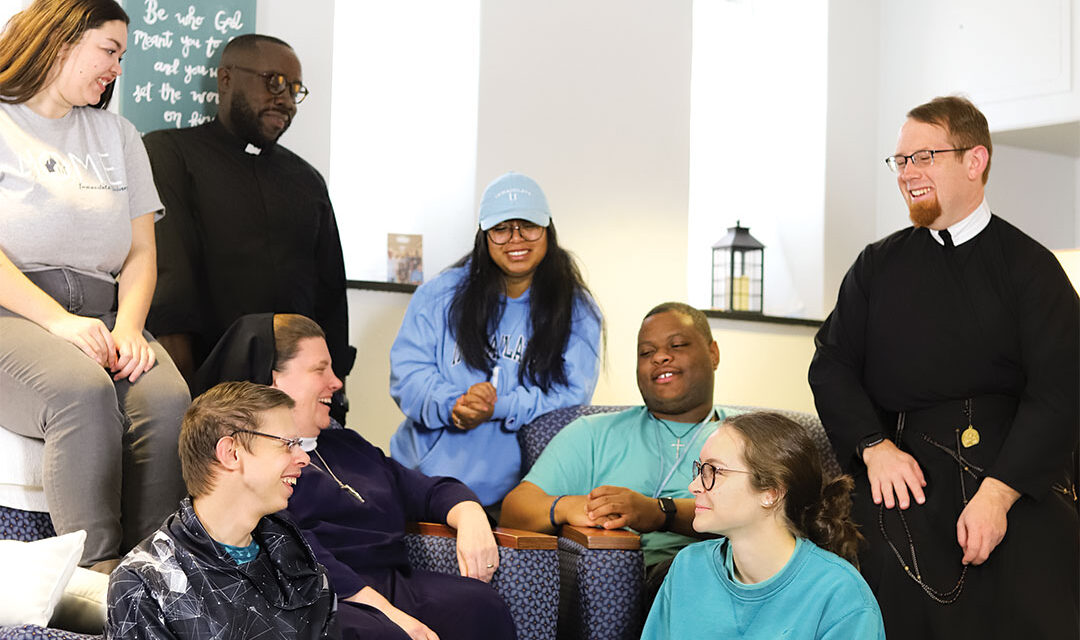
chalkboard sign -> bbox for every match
[118,0,256,134]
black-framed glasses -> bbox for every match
[692,460,751,491]
[486,221,545,245]
[227,65,309,104]
[228,429,317,452]
[884,148,972,173]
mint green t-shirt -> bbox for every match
[523,405,739,565]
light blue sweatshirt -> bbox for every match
[643,537,885,640]
[389,265,602,504]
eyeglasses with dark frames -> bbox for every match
[486,221,546,245]
[227,65,310,104]
[884,147,972,173]
[692,459,751,491]
[228,429,317,452]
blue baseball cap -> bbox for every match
[477,172,551,231]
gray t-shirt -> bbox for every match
[0,102,163,283]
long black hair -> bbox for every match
[448,221,601,392]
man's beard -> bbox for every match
[229,94,289,149]
[908,196,942,228]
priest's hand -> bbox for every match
[863,439,926,509]
[447,500,499,582]
[956,477,1019,565]
[585,486,664,532]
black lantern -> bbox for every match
[711,221,764,313]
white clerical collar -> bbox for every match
[929,199,991,247]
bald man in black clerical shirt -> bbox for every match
[810,95,1078,640]
[144,34,354,417]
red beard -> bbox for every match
[908,196,942,228]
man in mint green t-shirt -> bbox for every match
[502,302,737,597]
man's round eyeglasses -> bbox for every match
[228,65,309,104]
[692,460,751,491]
[486,222,545,245]
[228,429,317,452]
[884,148,972,173]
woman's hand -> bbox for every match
[46,313,117,368]
[451,382,496,430]
[345,587,439,640]
[382,607,440,640]
[447,501,499,582]
[110,324,156,382]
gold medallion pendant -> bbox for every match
[960,425,980,448]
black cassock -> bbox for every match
[810,215,1078,640]
[143,119,354,380]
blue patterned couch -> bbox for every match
[405,522,559,640]
[518,404,840,640]
[1,505,559,640]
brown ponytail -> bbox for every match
[725,412,863,566]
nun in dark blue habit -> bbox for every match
[195,313,517,640]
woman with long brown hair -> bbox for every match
[0,0,189,572]
[642,412,885,639]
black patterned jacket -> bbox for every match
[106,498,338,639]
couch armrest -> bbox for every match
[406,522,557,549]
[560,525,641,550]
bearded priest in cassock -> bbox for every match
[809,95,1078,640]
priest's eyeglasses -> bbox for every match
[228,429,318,452]
[884,148,972,173]
[228,65,310,104]
[692,460,751,491]
[486,222,546,245]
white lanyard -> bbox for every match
[652,409,716,499]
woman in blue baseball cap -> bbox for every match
[389,172,603,511]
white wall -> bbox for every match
[255,1,335,178]
[475,0,693,407]
[822,0,881,309]
[343,289,411,450]
[986,144,1077,249]
[687,0,829,320]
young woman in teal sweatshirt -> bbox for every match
[643,412,886,640]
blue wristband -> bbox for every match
[549,495,567,529]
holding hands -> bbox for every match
[45,308,155,379]
[46,312,116,368]
[585,486,665,532]
[548,487,664,531]
[110,323,156,382]
[47,312,155,382]
[452,382,496,430]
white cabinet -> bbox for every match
[880,0,1079,131]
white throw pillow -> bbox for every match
[0,530,85,626]
[49,566,109,634]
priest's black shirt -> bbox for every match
[143,119,353,378]
[811,216,1079,638]
[810,214,1078,499]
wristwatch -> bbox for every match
[657,497,677,531]
[856,434,887,461]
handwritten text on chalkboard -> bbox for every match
[119,0,256,134]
